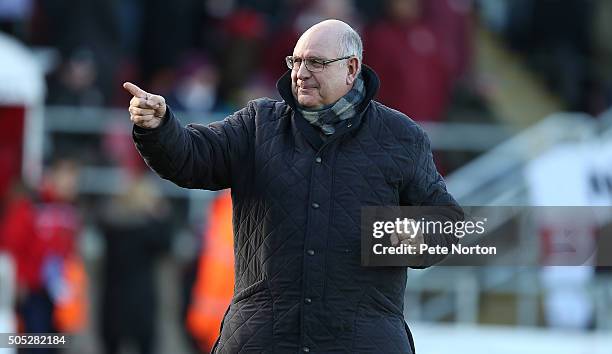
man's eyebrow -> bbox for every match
[304,56,325,61]
[293,52,326,59]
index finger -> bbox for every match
[123,82,148,99]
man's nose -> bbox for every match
[296,61,311,80]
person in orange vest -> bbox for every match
[186,191,235,353]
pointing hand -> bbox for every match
[123,82,167,129]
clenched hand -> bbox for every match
[123,82,167,129]
[389,218,424,248]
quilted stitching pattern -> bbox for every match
[133,66,460,353]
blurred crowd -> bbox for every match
[1,0,477,122]
[480,0,612,115]
[2,0,612,353]
[1,0,610,117]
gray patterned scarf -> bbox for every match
[298,75,365,135]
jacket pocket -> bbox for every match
[232,278,268,303]
[366,286,404,316]
[215,279,274,353]
[351,287,413,353]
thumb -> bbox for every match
[147,94,165,109]
[123,82,148,99]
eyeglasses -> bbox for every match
[285,55,353,73]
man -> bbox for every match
[125,19,460,353]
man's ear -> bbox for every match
[346,57,359,85]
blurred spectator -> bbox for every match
[97,176,172,354]
[186,191,234,353]
[363,0,462,121]
[34,0,121,104]
[0,159,86,354]
[165,53,223,114]
[36,158,88,342]
[424,0,474,83]
[46,48,104,106]
[215,7,268,109]
[37,158,88,336]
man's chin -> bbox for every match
[297,96,323,110]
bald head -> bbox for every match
[302,19,352,38]
[297,19,363,65]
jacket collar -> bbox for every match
[276,65,380,150]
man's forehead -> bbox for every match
[293,30,340,58]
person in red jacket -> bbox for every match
[1,159,86,354]
[0,179,62,354]
[36,159,88,335]
[363,0,457,122]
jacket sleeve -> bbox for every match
[399,126,464,268]
[132,105,253,190]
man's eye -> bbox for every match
[309,59,324,67]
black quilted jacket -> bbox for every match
[133,66,460,353]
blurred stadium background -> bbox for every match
[1,0,612,353]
